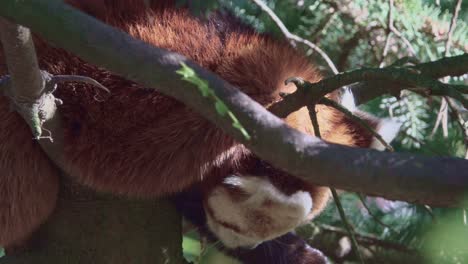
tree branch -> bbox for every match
[350,54,468,105]
[1,0,468,207]
[271,63,468,117]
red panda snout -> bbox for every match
[204,175,313,249]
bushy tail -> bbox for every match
[0,98,59,247]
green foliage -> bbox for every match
[0,247,4,258]
[183,230,239,264]
[176,63,251,140]
[423,207,468,264]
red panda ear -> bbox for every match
[339,89,401,150]
[354,110,401,150]
[370,117,401,150]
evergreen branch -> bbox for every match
[3,0,468,207]
[400,130,443,155]
[251,0,339,74]
[270,62,468,117]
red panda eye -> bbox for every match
[223,184,250,202]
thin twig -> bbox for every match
[445,97,468,154]
[380,0,417,67]
[445,0,463,57]
[379,0,395,67]
[53,75,110,93]
[431,98,449,138]
[390,27,417,57]
[445,97,467,133]
[433,0,464,138]
[308,104,322,138]
[316,224,419,254]
[309,11,337,43]
[357,194,398,233]
[330,189,365,263]
[251,0,339,74]
[307,102,364,264]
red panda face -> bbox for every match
[201,88,401,249]
[205,175,313,248]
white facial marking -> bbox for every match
[205,175,312,248]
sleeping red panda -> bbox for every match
[0,0,400,263]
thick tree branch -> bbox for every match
[1,0,468,207]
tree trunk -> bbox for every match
[1,178,185,264]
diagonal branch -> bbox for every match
[1,0,468,207]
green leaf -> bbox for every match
[176,63,251,140]
[182,235,200,263]
[175,62,195,78]
[214,101,228,116]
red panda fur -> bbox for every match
[1,0,380,247]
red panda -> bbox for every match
[0,0,400,262]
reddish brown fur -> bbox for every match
[0,96,59,247]
[0,0,381,246]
